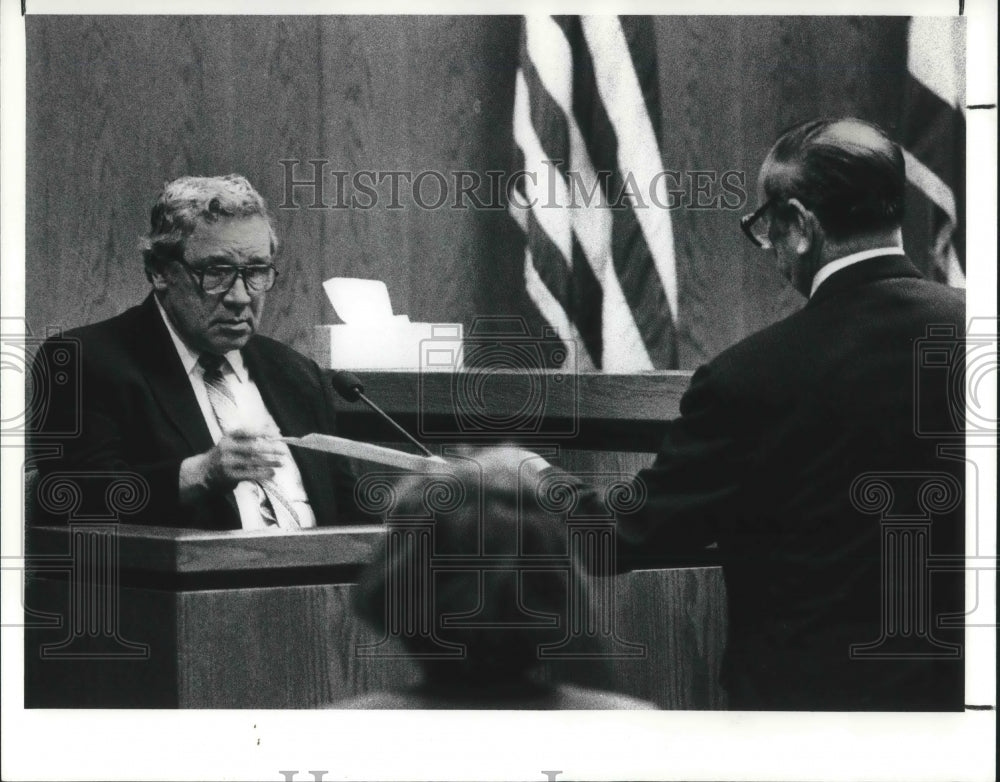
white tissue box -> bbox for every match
[315,277,464,370]
[313,322,463,371]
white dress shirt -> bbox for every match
[155,297,316,529]
[810,246,906,298]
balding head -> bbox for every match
[761,118,906,241]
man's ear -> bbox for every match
[146,260,170,291]
[785,198,820,255]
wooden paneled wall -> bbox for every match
[25,15,910,366]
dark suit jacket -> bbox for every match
[30,294,358,530]
[615,255,965,710]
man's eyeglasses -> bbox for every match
[740,199,775,250]
[175,258,278,295]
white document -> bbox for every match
[280,433,447,471]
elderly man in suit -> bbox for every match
[31,174,356,530]
[532,118,965,710]
[630,117,966,710]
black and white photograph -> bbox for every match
[1,0,995,780]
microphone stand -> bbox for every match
[354,391,435,459]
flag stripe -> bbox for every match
[523,16,652,370]
[900,16,965,286]
[570,234,605,367]
[583,15,680,330]
[512,201,598,370]
[557,16,677,367]
[513,14,678,370]
[524,252,596,371]
[944,244,964,288]
[527,207,604,365]
[902,149,956,223]
[513,70,572,260]
[515,63,608,362]
[511,138,601,368]
[520,36,571,181]
[900,77,965,195]
[618,16,664,153]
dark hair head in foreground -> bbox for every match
[353,448,589,687]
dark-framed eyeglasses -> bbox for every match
[740,199,775,250]
[175,258,278,294]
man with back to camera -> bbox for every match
[31,174,357,530]
[527,117,966,710]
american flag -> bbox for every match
[899,16,966,288]
[510,16,679,371]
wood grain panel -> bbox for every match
[26,16,909,367]
[332,370,690,451]
[228,17,327,352]
[25,17,327,351]
[167,526,383,574]
[611,567,728,709]
[405,16,486,325]
[405,17,525,328]
[313,17,532,347]
[29,522,384,576]
[334,370,690,420]
[27,510,725,708]
[26,567,726,709]
[176,583,415,707]
[27,17,151,331]
[654,17,748,366]
[173,571,725,708]
[315,17,414,336]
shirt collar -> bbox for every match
[153,295,248,383]
[810,247,906,298]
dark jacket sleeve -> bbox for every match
[28,335,192,526]
[614,363,749,571]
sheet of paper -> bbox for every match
[280,433,447,471]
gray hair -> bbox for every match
[140,174,278,277]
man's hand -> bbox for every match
[179,429,285,501]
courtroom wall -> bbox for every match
[25,15,909,367]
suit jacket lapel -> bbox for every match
[132,294,216,454]
[244,339,338,522]
[244,340,315,436]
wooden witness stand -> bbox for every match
[24,370,727,709]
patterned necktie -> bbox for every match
[198,353,301,530]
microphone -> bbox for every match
[330,370,436,459]
[329,369,366,403]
